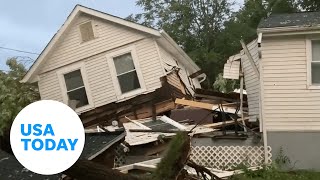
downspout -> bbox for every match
[198,73,207,83]
[258,33,269,164]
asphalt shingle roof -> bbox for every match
[81,131,125,159]
[258,11,320,28]
[0,150,60,180]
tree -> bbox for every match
[297,0,320,11]
[0,58,39,152]
[213,73,239,93]
[129,0,234,88]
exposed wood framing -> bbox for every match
[203,117,249,128]
[175,98,219,110]
[80,69,188,127]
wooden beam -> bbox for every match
[203,117,249,128]
[175,98,219,110]
[240,39,260,79]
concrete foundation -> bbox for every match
[267,131,320,170]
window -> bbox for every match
[113,53,141,93]
[311,40,320,85]
[79,21,94,42]
[63,69,89,108]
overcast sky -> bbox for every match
[0,0,243,71]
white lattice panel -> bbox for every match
[190,146,272,170]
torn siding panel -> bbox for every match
[241,39,260,122]
[158,44,196,94]
[223,61,240,80]
[158,44,178,71]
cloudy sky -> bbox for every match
[0,0,243,71]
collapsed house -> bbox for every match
[224,12,320,170]
[21,5,206,127]
[18,4,320,179]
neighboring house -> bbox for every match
[21,5,205,126]
[224,12,320,169]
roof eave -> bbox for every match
[258,25,320,36]
[159,30,201,73]
[21,5,161,83]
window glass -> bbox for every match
[113,53,135,75]
[64,70,88,108]
[113,52,141,93]
[64,70,84,91]
[117,71,141,93]
[312,63,320,84]
[312,40,320,61]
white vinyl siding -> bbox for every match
[40,14,146,73]
[37,13,164,110]
[241,39,260,122]
[261,36,320,131]
[38,71,63,102]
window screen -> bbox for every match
[79,21,94,42]
[64,70,88,108]
[311,40,320,84]
[113,53,141,93]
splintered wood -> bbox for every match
[175,98,239,114]
[175,98,220,110]
[203,118,249,128]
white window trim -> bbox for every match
[106,45,146,100]
[306,38,320,89]
[78,20,98,44]
[57,62,94,113]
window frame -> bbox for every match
[106,46,146,100]
[78,20,98,44]
[306,38,320,89]
[57,62,94,113]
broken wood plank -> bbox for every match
[129,129,188,133]
[175,98,240,114]
[203,117,249,128]
[175,98,219,110]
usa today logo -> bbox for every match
[10,100,85,175]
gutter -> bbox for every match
[258,25,320,36]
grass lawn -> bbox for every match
[231,169,320,180]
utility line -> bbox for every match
[0,46,40,55]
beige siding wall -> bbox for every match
[38,71,63,102]
[262,36,320,131]
[40,13,147,73]
[38,13,163,109]
[241,39,260,122]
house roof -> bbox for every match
[21,5,201,83]
[0,150,61,179]
[258,11,320,29]
[81,131,125,160]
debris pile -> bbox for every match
[81,87,262,179]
